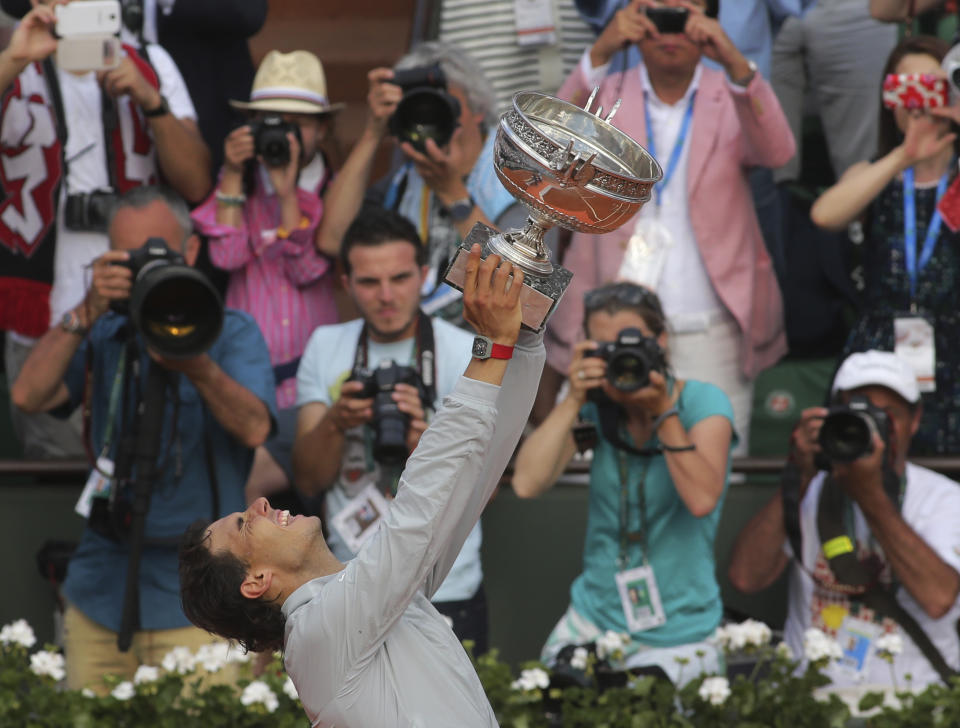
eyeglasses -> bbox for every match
[583,283,664,317]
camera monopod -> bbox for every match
[116,361,173,652]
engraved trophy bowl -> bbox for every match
[444,90,663,331]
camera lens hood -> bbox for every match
[130,263,224,359]
[389,87,462,152]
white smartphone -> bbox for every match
[54,0,122,38]
[56,35,122,72]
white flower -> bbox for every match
[0,619,37,648]
[133,665,159,685]
[81,688,96,699]
[241,680,279,713]
[194,643,228,673]
[282,676,299,701]
[876,633,903,658]
[161,646,196,674]
[29,650,65,681]
[803,628,843,663]
[775,641,794,661]
[698,676,731,706]
[569,646,589,671]
[740,619,772,648]
[713,619,772,652]
[510,667,550,691]
[595,630,628,660]
[111,681,135,701]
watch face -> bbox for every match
[472,337,489,358]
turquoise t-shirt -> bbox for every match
[569,380,736,647]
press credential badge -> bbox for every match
[894,316,935,393]
[615,565,666,633]
[514,0,556,46]
[75,456,115,518]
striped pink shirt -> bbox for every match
[192,182,338,409]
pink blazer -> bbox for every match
[546,63,796,379]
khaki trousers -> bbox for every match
[63,604,244,695]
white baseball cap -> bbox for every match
[831,350,920,404]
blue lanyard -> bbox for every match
[643,90,696,207]
[902,167,948,301]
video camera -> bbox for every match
[817,395,891,464]
[585,327,666,393]
[350,360,425,465]
[249,114,303,167]
[110,238,224,359]
[388,63,462,152]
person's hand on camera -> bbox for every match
[146,350,213,380]
[680,1,752,82]
[567,340,606,406]
[609,369,674,416]
[223,125,256,175]
[899,111,957,167]
[330,380,374,432]
[590,0,658,68]
[390,382,428,453]
[83,250,132,323]
[366,67,402,137]
[265,132,300,198]
[98,55,162,111]
[789,406,828,483]
[462,244,524,347]
[2,4,57,68]
[400,129,471,204]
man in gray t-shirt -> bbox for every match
[179,246,545,727]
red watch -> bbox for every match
[472,335,513,360]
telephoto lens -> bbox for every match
[388,63,462,152]
[113,238,224,359]
[817,396,890,463]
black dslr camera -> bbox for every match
[64,190,116,233]
[817,395,891,464]
[586,327,666,392]
[351,360,425,465]
[248,114,302,167]
[645,6,688,33]
[388,63,462,152]
[110,238,224,359]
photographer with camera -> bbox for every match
[0,2,210,460]
[354,41,537,326]
[728,350,960,688]
[10,186,276,694]
[513,282,736,685]
[289,207,491,652]
[544,0,794,456]
[192,50,393,504]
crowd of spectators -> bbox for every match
[2,0,960,702]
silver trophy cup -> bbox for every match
[444,90,663,330]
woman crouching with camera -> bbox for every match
[513,282,736,685]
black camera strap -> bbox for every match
[41,57,69,179]
[353,310,437,409]
[590,388,695,458]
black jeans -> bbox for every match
[433,584,488,656]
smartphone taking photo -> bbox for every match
[54,0,122,73]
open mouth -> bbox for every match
[276,509,291,527]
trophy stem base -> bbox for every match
[487,216,554,276]
[443,222,572,332]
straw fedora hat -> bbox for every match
[230,50,346,115]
